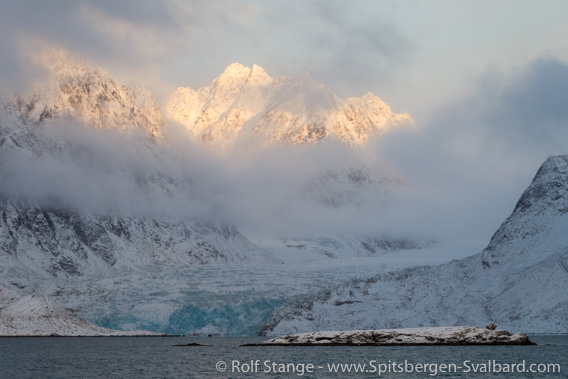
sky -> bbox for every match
[2,0,568,245]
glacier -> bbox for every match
[0,49,436,336]
[5,48,566,338]
[263,155,568,335]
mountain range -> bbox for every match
[9,49,163,140]
[167,63,413,146]
[0,52,420,335]
[1,52,277,283]
[1,51,567,336]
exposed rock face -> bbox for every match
[262,155,568,335]
[259,327,534,345]
[168,63,412,146]
[0,197,277,280]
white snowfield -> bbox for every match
[264,156,568,335]
[0,286,163,336]
[168,63,413,146]
[261,326,534,345]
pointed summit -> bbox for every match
[248,64,272,86]
[218,63,250,82]
[251,64,266,73]
[168,65,412,146]
[298,71,315,84]
[11,47,164,139]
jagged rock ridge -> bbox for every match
[168,63,413,146]
[8,49,163,140]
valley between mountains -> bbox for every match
[1,51,566,336]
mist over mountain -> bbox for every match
[7,49,163,139]
[1,50,421,241]
[0,50,280,283]
[263,155,568,334]
[4,46,566,337]
[0,50,426,334]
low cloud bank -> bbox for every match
[2,56,568,246]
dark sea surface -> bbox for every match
[0,335,566,378]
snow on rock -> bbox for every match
[0,286,163,336]
[8,48,163,140]
[263,155,568,335]
[0,197,279,279]
[260,326,534,345]
[167,63,413,146]
[0,50,279,279]
[0,51,282,334]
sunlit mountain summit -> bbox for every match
[168,63,413,146]
[8,48,163,141]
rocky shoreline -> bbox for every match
[248,326,535,346]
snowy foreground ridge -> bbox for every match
[259,327,534,346]
[0,286,163,336]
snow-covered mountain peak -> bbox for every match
[213,63,273,89]
[8,48,164,140]
[483,154,568,260]
[167,64,413,146]
[222,62,247,76]
[31,47,90,76]
[216,62,252,84]
[248,64,273,86]
[297,71,315,83]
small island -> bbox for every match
[253,326,535,346]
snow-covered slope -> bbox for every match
[9,49,163,140]
[0,197,277,281]
[168,63,412,146]
[0,286,161,336]
[263,155,568,335]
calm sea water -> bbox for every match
[0,335,566,378]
